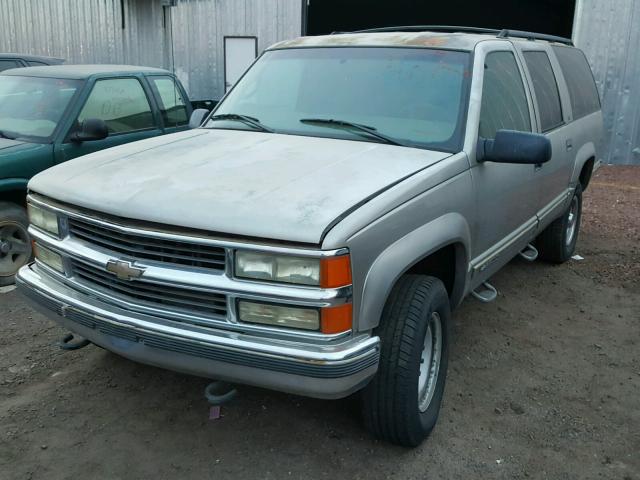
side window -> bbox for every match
[479,51,531,139]
[552,46,600,120]
[77,78,155,134]
[0,60,20,72]
[27,60,47,67]
[149,76,188,126]
[523,51,564,132]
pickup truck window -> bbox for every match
[479,51,531,139]
[523,51,564,132]
[0,75,81,139]
[211,47,471,152]
[150,76,188,127]
[552,46,600,120]
[78,78,155,134]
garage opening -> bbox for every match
[306,0,576,38]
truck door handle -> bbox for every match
[566,139,573,151]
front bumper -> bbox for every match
[16,264,379,399]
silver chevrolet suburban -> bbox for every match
[16,27,602,447]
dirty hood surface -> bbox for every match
[29,129,450,244]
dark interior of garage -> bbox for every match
[306,0,576,38]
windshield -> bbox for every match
[209,47,471,152]
[0,75,82,140]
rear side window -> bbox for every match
[78,78,155,134]
[27,60,47,67]
[0,60,20,72]
[150,76,188,127]
[552,46,600,120]
[479,51,531,139]
[523,51,563,132]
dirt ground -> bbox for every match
[1,166,638,480]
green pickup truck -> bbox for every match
[0,65,195,285]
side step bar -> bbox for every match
[519,243,539,262]
[471,281,498,303]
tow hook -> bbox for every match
[57,333,91,351]
[204,381,237,405]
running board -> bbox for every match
[519,243,539,262]
[471,281,498,303]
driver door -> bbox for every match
[468,45,540,282]
[54,76,163,162]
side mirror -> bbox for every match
[189,108,209,129]
[478,129,552,165]
[70,118,108,143]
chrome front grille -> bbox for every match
[71,260,227,319]
[68,218,226,271]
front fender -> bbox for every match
[358,213,471,331]
[0,178,28,195]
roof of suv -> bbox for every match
[1,64,170,79]
[270,28,573,51]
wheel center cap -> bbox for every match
[0,241,10,254]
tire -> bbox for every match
[536,184,582,264]
[0,202,32,287]
[362,275,451,447]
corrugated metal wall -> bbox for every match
[573,0,640,165]
[0,0,302,101]
[169,0,303,100]
[0,0,165,66]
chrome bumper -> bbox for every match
[16,264,379,399]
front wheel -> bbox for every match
[536,184,583,263]
[0,202,33,287]
[362,275,451,447]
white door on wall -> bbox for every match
[224,37,257,92]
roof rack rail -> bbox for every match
[335,25,573,46]
[496,29,573,45]
[346,25,499,35]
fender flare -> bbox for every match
[357,213,471,331]
[571,142,596,186]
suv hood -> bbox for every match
[29,129,450,244]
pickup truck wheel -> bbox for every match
[0,202,32,286]
[362,275,451,447]
[537,184,582,264]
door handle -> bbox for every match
[566,139,573,151]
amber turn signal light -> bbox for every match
[320,255,351,288]
[321,303,352,334]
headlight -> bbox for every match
[238,300,320,330]
[235,251,351,288]
[33,243,65,273]
[27,203,59,236]
[236,251,320,286]
[237,301,352,333]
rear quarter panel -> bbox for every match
[567,111,603,186]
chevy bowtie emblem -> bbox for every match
[105,259,145,281]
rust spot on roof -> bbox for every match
[269,31,485,51]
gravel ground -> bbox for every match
[1,166,638,480]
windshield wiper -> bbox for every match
[0,130,16,140]
[299,118,407,146]
[208,113,274,133]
